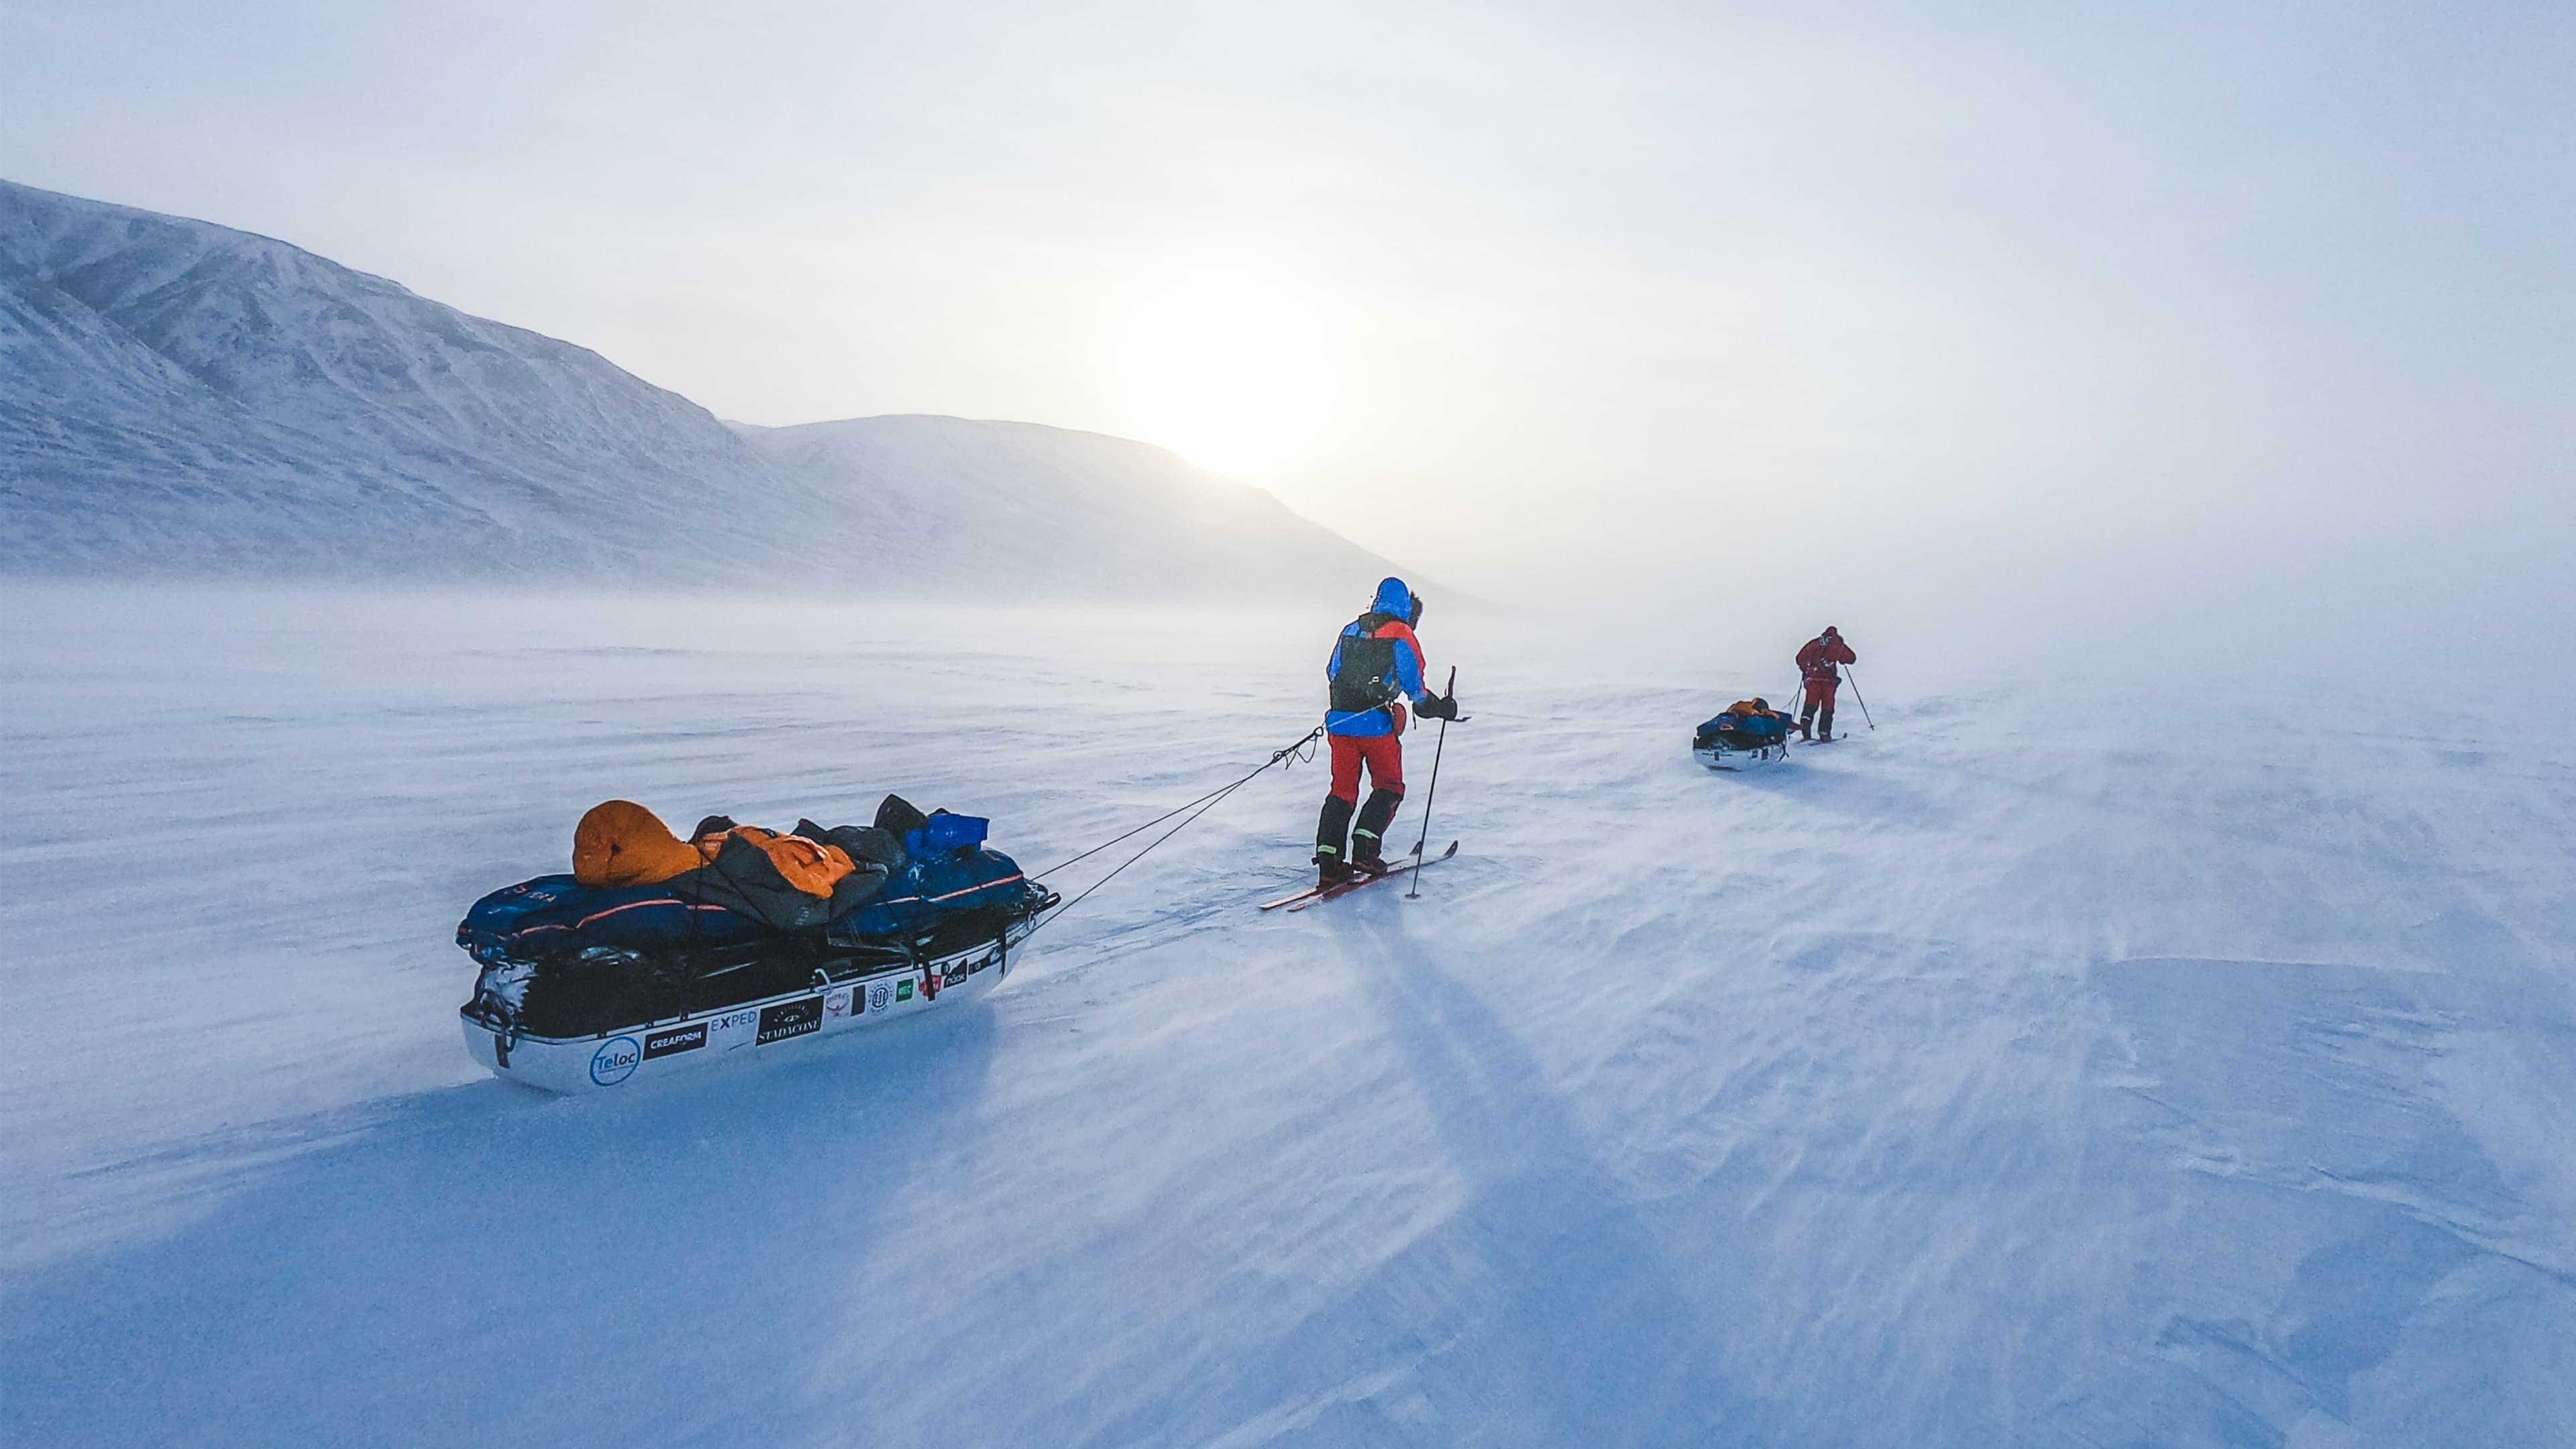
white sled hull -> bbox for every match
[1693,741,1790,771]
[462,943,1011,1094]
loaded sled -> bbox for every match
[457,795,1055,1093]
[1693,704,1794,771]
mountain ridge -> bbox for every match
[0,178,1397,598]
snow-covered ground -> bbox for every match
[5,584,2573,1447]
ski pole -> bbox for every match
[1407,666,1457,900]
[1842,665,1875,730]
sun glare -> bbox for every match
[1128,280,1322,479]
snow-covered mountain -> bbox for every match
[0,178,1393,596]
[733,415,1389,600]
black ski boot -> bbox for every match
[1316,794,1358,888]
[1350,830,1389,876]
[1350,787,1404,875]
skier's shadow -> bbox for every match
[0,1008,1000,1448]
[1258,902,1768,1445]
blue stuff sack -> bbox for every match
[1697,712,1787,747]
[908,810,989,857]
[834,845,1037,943]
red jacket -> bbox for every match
[1796,635,1856,684]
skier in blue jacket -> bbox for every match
[1316,577,1458,887]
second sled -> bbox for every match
[1692,739,1790,771]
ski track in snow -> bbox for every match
[4,587,2575,1447]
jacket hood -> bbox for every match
[1371,577,1413,618]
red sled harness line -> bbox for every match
[869,872,1027,911]
[508,897,736,938]
[502,873,1028,950]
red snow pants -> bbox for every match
[1802,678,1839,712]
[1328,733,1405,803]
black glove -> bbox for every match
[1417,693,1460,721]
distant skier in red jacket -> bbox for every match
[1795,627,1856,741]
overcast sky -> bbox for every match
[6,1,2570,665]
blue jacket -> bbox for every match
[1325,577,1430,737]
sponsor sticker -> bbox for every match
[643,1023,706,1060]
[868,983,891,1012]
[757,997,824,1045]
[896,978,914,1002]
[590,1036,641,1086]
[707,1008,759,1049]
[824,987,852,1019]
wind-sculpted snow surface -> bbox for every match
[4,586,2574,1447]
[0,180,1392,597]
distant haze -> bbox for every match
[5,3,2571,672]
[0,180,1400,601]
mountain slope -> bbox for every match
[0,178,824,576]
[0,178,1395,595]
[735,415,1392,599]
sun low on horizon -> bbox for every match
[1124,277,1329,482]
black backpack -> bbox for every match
[1330,613,1401,713]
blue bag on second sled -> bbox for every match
[1697,711,1788,747]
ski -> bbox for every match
[1259,880,1328,911]
[1259,863,1400,911]
[1283,840,1458,911]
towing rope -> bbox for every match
[1020,723,1325,942]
